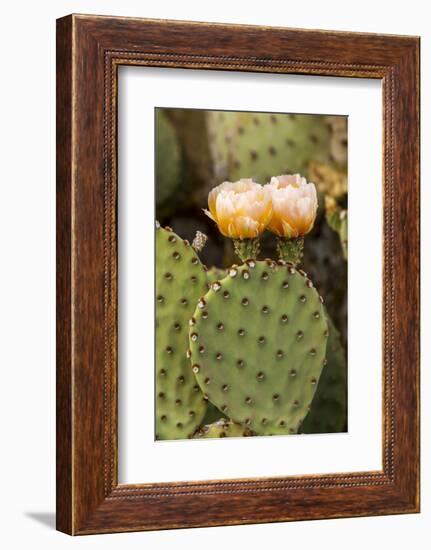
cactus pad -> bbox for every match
[301,315,347,433]
[189,260,328,435]
[308,160,347,200]
[155,110,182,205]
[194,419,254,438]
[206,266,227,285]
[207,111,332,184]
[156,225,208,439]
[326,205,348,260]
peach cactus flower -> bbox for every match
[267,174,318,238]
[204,179,273,239]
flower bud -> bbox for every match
[204,179,272,239]
[267,174,318,238]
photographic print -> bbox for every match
[56,15,420,533]
[155,108,348,441]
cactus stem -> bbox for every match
[276,237,304,265]
[233,238,260,262]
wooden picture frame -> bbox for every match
[56,14,420,535]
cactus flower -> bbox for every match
[267,174,318,238]
[204,179,273,239]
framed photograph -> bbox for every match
[56,14,420,535]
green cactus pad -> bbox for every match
[326,115,348,166]
[155,110,182,205]
[206,266,228,285]
[189,260,328,435]
[156,225,208,440]
[194,419,254,438]
[301,315,347,433]
[326,207,348,260]
[206,111,332,184]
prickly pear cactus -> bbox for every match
[326,203,348,260]
[163,108,217,206]
[325,115,348,166]
[307,160,348,261]
[156,225,208,440]
[194,419,254,438]
[301,316,347,433]
[188,260,328,435]
[308,160,347,200]
[155,110,182,205]
[201,401,228,425]
[206,266,227,285]
[206,111,333,184]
